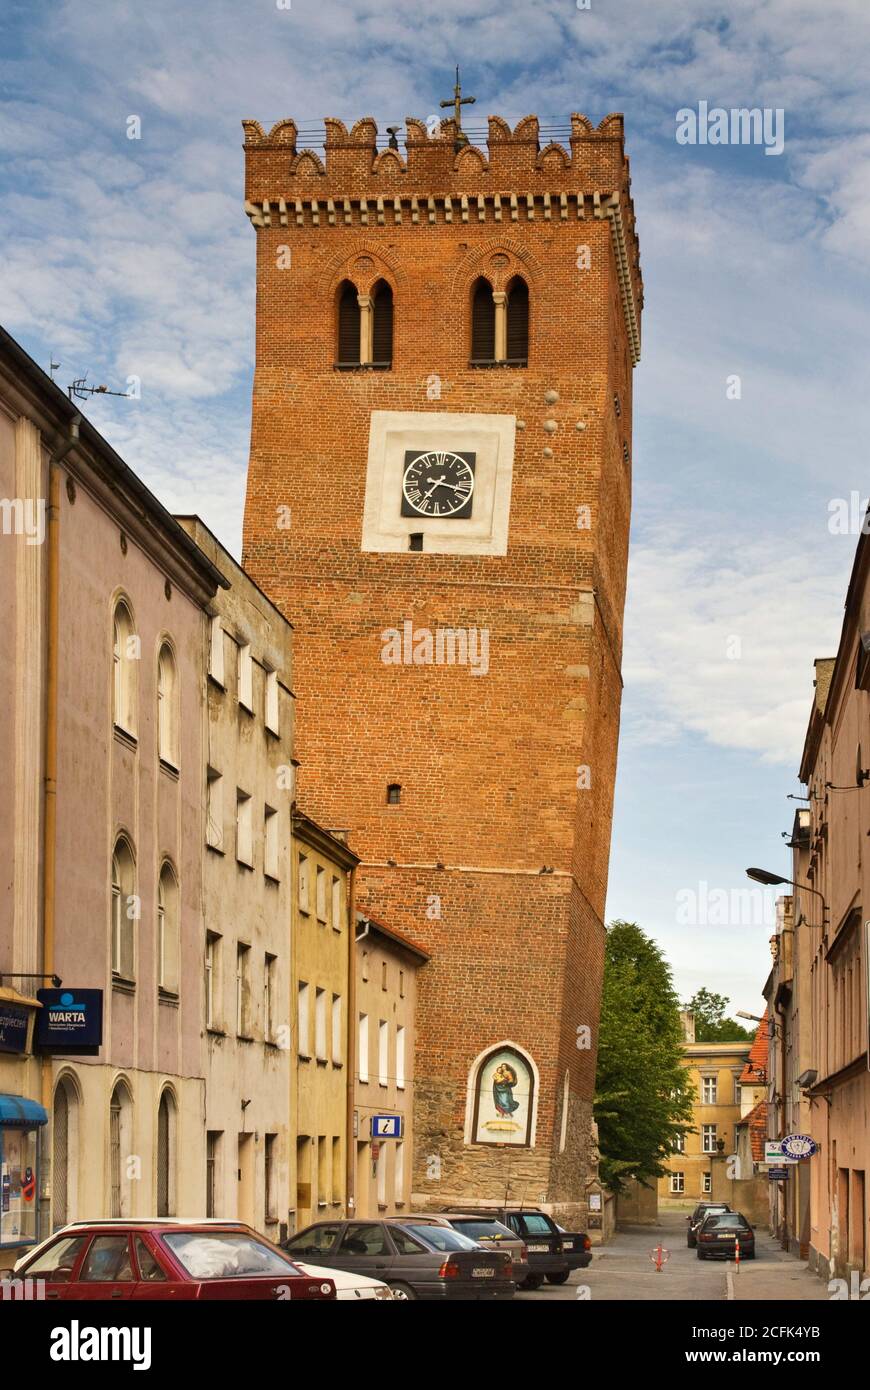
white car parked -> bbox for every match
[293,1260,394,1300]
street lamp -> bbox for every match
[745,868,829,929]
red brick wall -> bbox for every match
[241,112,641,1218]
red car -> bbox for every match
[12,1220,336,1300]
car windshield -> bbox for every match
[451,1220,515,1240]
[162,1232,298,1279]
[522,1214,556,1235]
[704,1215,748,1230]
[398,1224,480,1252]
[694,1206,727,1220]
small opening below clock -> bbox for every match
[408,533,423,552]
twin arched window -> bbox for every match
[337,279,393,368]
[157,860,179,995]
[471,276,529,366]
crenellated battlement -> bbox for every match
[242,111,631,192]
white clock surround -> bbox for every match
[361,409,516,555]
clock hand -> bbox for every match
[422,476,446,500]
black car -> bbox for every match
[282,1218,515,1300]
[686,1202,731,1248]
[444,1206,590,1289]
[696,1211,755,1260]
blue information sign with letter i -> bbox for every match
[371,1114,402,1138]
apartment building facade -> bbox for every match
[353,914,428,1218]
[176,516,295,1240]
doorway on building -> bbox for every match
[296,1135,312,1229]
[237,1133,254,1226]
[850,1169,865,1270]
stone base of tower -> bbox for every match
[411,1086,596,1227]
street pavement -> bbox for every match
[514,1212,831,1301]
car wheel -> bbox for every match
[696,1250,705,1260]
[520,1274,545,1291]
[388,1282,417,1301]
[745,1251,756,1260]
[687,1238,695,1248]
[546,1271,571,1285]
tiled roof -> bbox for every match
[739,1012,769,1083]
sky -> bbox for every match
[2,0,869,1016]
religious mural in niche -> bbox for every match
[471,1046,534,1146]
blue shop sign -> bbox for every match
[0,1005,31,1055]
[35,989,103,1054]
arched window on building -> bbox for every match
[505,276,529,365]
[109,1080,133,1217]
[112,599,137,735]
[337,281,361,366]
[111,836,136,981]
[157,860,179,995]
[371,280,393,367]
[157,1089,177,1217]
[157,641,179,767]
[471,277,495,364]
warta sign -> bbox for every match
[35,990,103,1055]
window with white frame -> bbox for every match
[396,1025,405,1091]
[208,615,225,686]
[157,642,179,766]
[674,1131,684,1153]
[703,1171,712,1194]
[112,600,138,735]
[237,642,253,711]
[358,1014,369,1083]
[157,860,179,994]
[298,855,310,913]
[702,1124,718,1154]
[378,1020,388,1086]
[316,866,327,922]
[264,806,279,880]
[265,669,279,735]
[111,836,136,980]
[236,791,253,867]
[297,982,310,1057]
[205,932,221,1029]
[669,1172,685,1194]
[206,767,223,850]
[315,988,327,1061]
[331,875,341,930]
[332,994,342,1065]
[701,1075,718,1104]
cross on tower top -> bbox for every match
[440,66,475,150]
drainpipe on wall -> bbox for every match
[39,417,80,1238]
[345,864,357,1215]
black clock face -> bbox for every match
[401,450,475,519]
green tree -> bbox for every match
[594,921,695,1192]
[686,987,753,1042]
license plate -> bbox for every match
[717,1234,734,1240]
[472,1266,495,1278]
[528,1244,549,1252]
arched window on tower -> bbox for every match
[336,281,360,366]
[505,276,529,365]
[470,277,496,364]
[371,280,393,368]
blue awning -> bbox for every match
[0,1095,48,1126]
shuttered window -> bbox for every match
[506,278,529,363]
[471,278,495,362]
[337,281,360,364]
[371,281,393,365]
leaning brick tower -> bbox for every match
[241,103,642,1222]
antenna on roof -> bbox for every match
[67,377,131,402]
